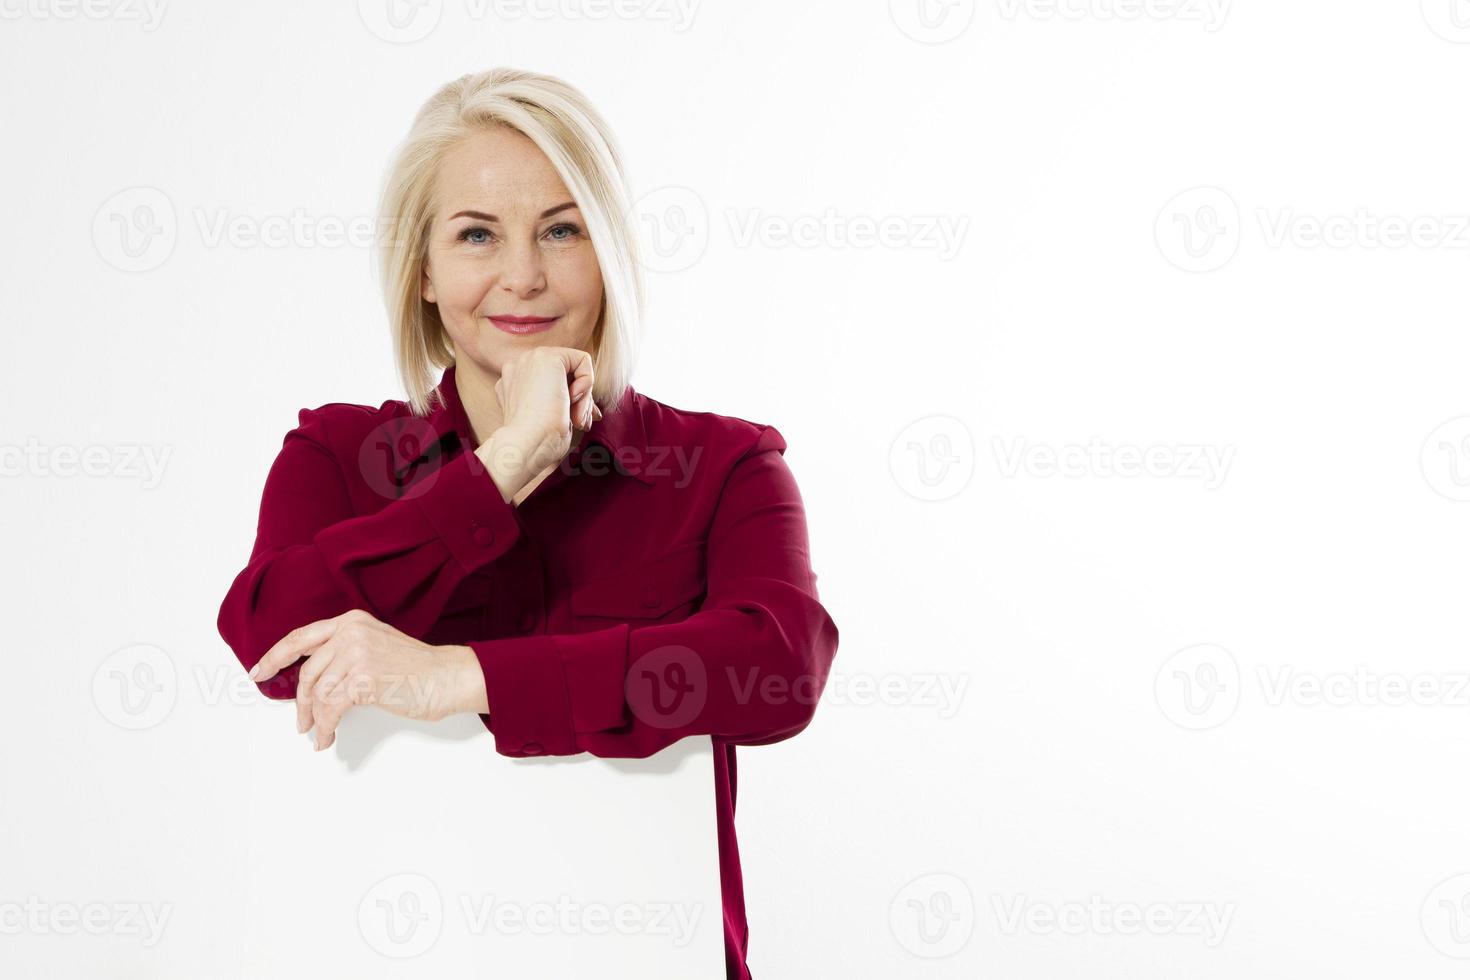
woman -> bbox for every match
[216,67,839,979]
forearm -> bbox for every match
[440,644,491,716]
[477,423,563,504]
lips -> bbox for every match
[488,314,559,335]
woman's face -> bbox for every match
[420,125,604,374]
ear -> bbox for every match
[420,262,436,304]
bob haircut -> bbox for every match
[374,67,646,418]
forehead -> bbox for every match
[434,126,573,216]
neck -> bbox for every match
[451,358,503,451]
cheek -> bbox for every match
[434,256,493,309]
[551,250,604,306]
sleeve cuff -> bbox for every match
[413,450,523,573]
[470,624,629,757]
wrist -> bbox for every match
[439,644,489,717]
[476,425,544,501]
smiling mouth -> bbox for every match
[487,315,560,335]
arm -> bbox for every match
[217,407,528,701]
[458,426,840,759]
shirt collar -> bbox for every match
[425,362,654,486]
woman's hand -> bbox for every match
[498,344,603,439]
[248,609,477,750]
[475,345,603,499]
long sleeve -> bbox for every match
[217,407,525,701]
[468,427,840,759]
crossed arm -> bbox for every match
[221,416,838,757]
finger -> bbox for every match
[310,668,351,751]
[295,635,346,736]
[251,613,352,683]
[559,347,596,398]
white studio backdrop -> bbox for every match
[4,2,1470,978]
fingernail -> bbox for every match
[248,664,260,680]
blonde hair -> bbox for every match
[374,68,646,416]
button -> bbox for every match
[517,609,537,633]
[640,585,661,609]
[522,741,543,755]
[472,526,496,548]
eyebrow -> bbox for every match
[448,202,579,222]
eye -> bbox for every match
[545,222,583,242]
[457,225,493,245]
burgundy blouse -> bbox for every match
[216,363,840,978]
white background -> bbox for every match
[4,0,1470,977]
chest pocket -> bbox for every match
[570,542,708,621]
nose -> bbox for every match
[498,235,546,296]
